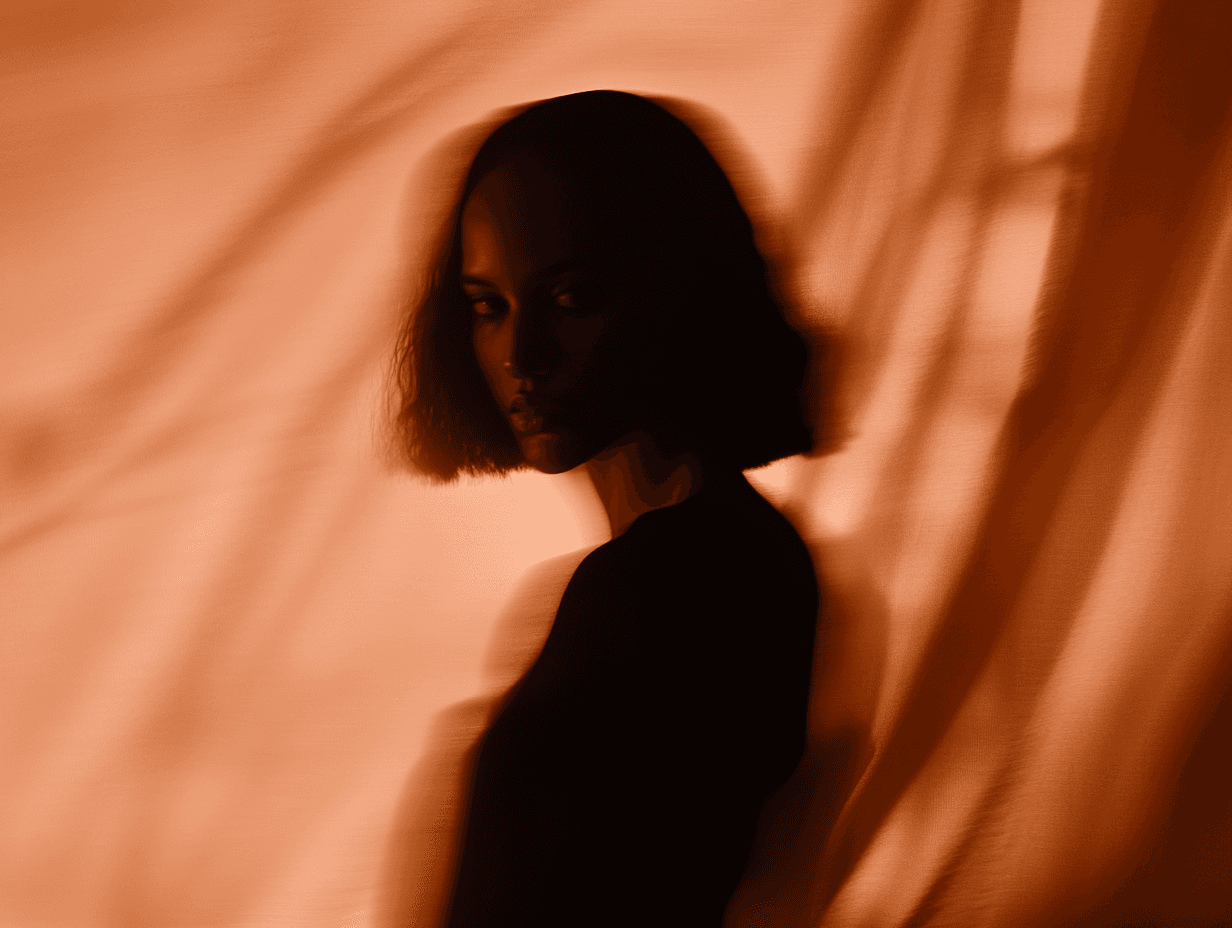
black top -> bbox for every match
[446,473,818,927]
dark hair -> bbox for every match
[391,89,815,481]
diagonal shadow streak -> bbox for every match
[786,0,928,261]
[897,116,1232,928]
[843,0,1024,579]
[731,4,1028,922]
[1,0,592,557]
[808,0,1232,920]
[785,0,1073,516]
[757,0,1028,914]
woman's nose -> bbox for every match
[505,308,554,380]
[503,357,549,385]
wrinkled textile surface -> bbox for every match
[2,1,1229,926]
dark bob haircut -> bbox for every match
[391,89,815,481]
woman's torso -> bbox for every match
[447,474,818,927]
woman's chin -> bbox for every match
[519,432,581,475]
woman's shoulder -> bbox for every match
[567,473,817,614]
[634,474,812,567]
[548,473,817,735]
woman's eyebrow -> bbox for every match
[462,259,583,291]
[529,257,581,282]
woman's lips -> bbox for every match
[509,395,548,434]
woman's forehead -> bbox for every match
[461,158,580,283]
[460,144,669,288]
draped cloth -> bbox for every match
[2,0,1229,925]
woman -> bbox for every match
[392,90,820,927]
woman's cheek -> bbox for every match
[472,322,506,398]
[558,315,607,361]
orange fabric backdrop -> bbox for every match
[2,0,1229,925]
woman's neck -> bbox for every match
[584,432,710,539]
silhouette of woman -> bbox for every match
[391,90,820,927]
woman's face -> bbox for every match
[461,154,640,474]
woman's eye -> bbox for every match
[468,294,505,317]
[553,284,597,313]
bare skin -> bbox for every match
[584,433,704,538]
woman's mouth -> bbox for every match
[509,395,546,434]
